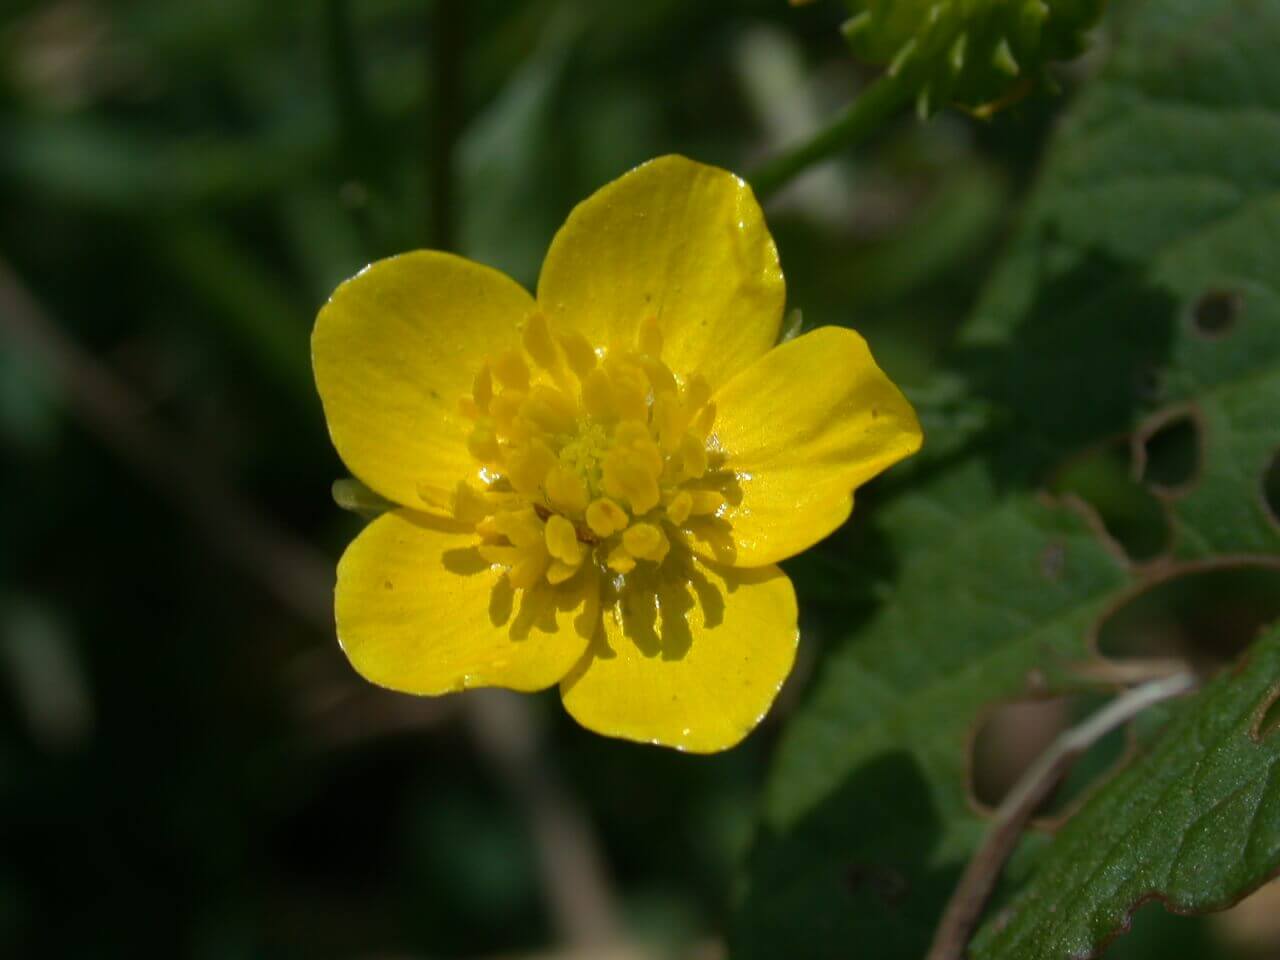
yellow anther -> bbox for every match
[504,417,533,447]
[602,449,660,515]
[653,393,687,452]
[545,514,584,565]
[490,392,525,436]
[691,400,716,438]
[545,465,588,515]
[521,385,576,435]
[452,482,491,524]
[606,543,636,574]
[666,490,693,526]
[473,363,494,411]
[622,522,670,563]
[505,441,556,498]
[494,506,545,548]
[689,490,725,515]
[582,367,616,420]
[608,361,649,423]
[613,419,649,448]
[682,373,711,413]
[586,498,629,538]
[639,314,664,358]
[546,560,580,585]
[509,553,549,590]
[458,321,741,598]
[467,424,502,464]
[613,420,664,477]
[679,433,708,479]
[493,348,530,390]
[638,356,677,395]
[521,311,560,371]
[558,331,597,379]
[478,543,522,566]
[634,436,665,479]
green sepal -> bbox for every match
[332,477,394,520]
[841,0,1106,116]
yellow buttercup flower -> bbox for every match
[312,155,922,752]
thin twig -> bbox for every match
[925,672,1198,960]
[0,256,620,948]
[1071,657,1193,687]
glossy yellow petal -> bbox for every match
[536,155,784,392]
[559,555,798,752]
[313,251,533,509]
[336,510,592,694]
[706,326,922,567]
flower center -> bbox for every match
[447,312,731,593]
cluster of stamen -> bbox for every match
[443,312,728,593]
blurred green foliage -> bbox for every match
[737,1,1280,959]
[1,1,1277,959]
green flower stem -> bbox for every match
[749,72,915,201]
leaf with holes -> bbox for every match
[733,0,1280,957]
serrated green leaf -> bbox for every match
[972,624,1280,959]
[734,0,1280,957]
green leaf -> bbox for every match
[734,476,1133,960]
[734,0,1280,957]
[972,624,1280,959]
